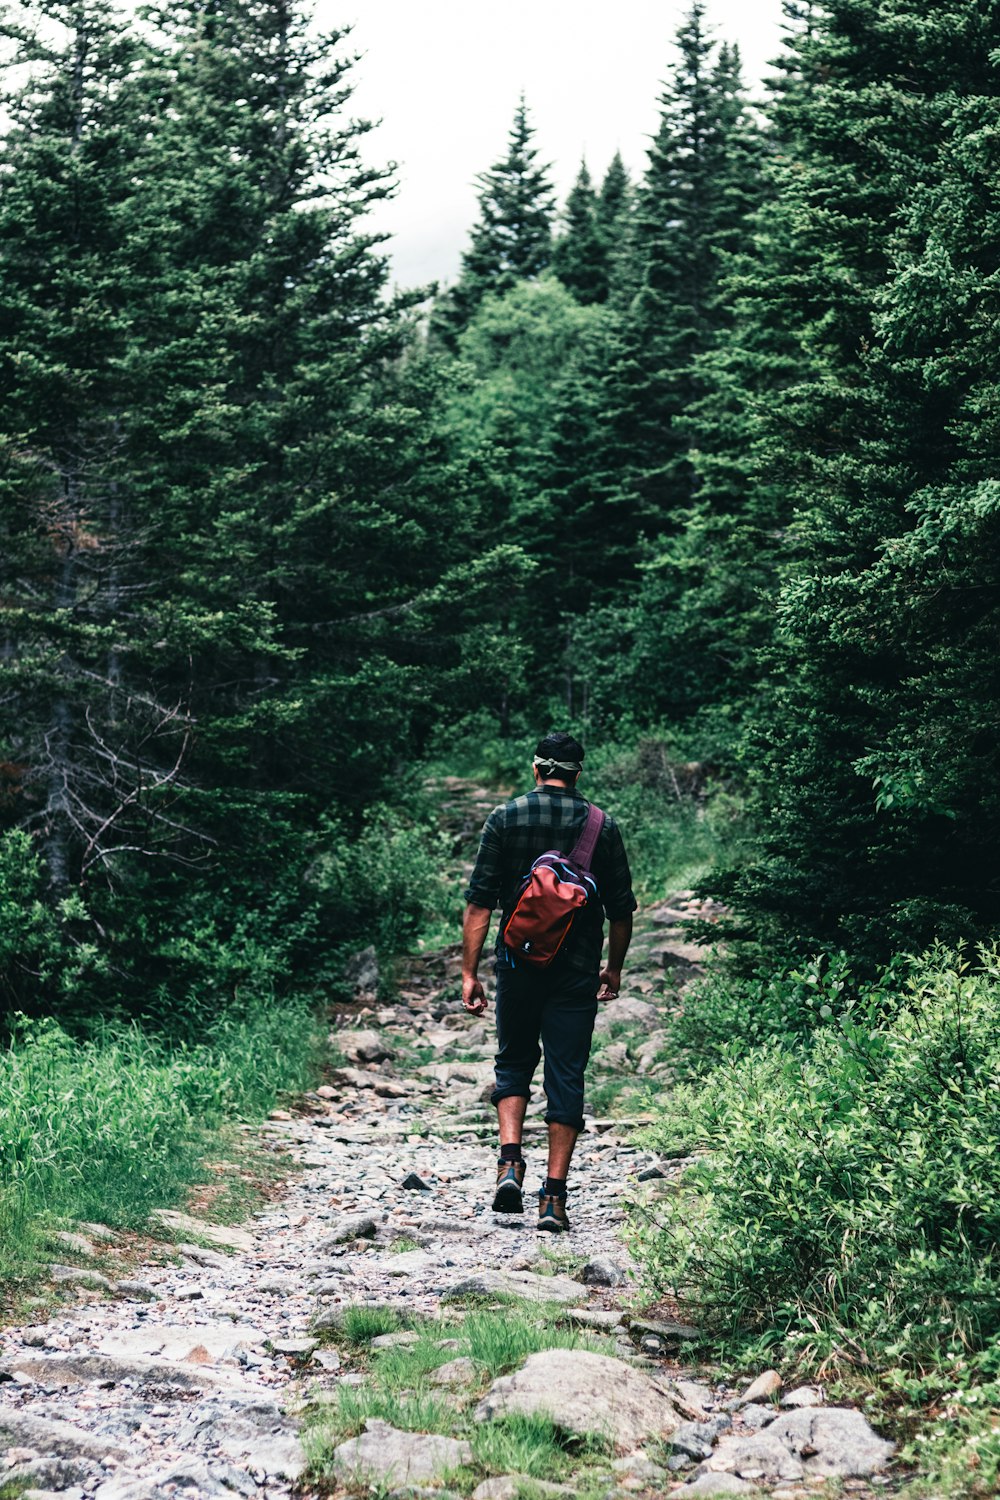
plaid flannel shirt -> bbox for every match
[464,785,637,974]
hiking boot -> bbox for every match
[537,1189,569,1233]
[492,1159,526,1214]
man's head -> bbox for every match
[533,731,585,787]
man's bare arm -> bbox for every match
[598,914,633,1001]
[462,902,492,1014]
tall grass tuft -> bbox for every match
[0,998,321,1284]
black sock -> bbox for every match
[499,1143,523,1163]
[543,1176,567,1198]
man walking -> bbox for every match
[462,731,636,1232]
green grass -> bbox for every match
[336,1306,405,1344]
[0,999,322,1294]
[304,1304,618,1496]
[387,1235,423,1254]
[469,1412,569,1479]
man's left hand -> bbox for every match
[597,968,621,1002]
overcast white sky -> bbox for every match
[321,1,785,290]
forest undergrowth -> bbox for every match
[632,939,1000,1497]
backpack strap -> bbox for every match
[569,803,605,873]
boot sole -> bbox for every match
[537,1216,569,1233]
[491,1183,524,1214]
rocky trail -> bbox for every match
[0,782,900,1500]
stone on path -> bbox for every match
[474,1348,681,1452]
[739,1368,781,1404]
[47,1231,99,1259]
[343,944,379,995]
[150,1210,253,1253]
[766,1407,895,1476]
[683,1473,752,1495]
[316,1211,380,1247]
[428,1356,478,1386]
[443,1269,583,1304]
[781,1384,823,1408]
[331,1418,470,1485]
[563,1307,624,1330]
[628,1315,699,1348]
[338,1027,395,1064]
[580,1255,628,1286]
[594,997,659,1032]
[48,1264,114,1291]
[0,1353,250,1392]
[0,1409,129,1463]
[97,1323,265,1363]
[472,1477,576,1499]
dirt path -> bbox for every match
[0,784,899,1500]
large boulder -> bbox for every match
[474,1349,680,1452]
[707,1407,894,1483]
[331,1418,470,1485]
[767,1407,895,1476]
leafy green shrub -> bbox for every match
[307,803,451,963]
[666,951,859,1075]
[632,946,1000,1362]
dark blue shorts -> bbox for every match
[490,964,599,1132]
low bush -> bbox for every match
[632,946,1000,1365]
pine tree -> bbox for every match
[711,0,1000,964]
[0,0,480,1018]
[605,6,765,530]
[431,97,556,349]
[0,0,175,907]
[552,161,607,304]
[529,4,765,652]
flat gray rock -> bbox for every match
[563,1307,624,1330]
[48,1264,113,1291]
[443,1269,582,1304]
[781,1384,824,1408]
[339,1027,396,1064]
[707,1430,805,1482]
[428,1356,478,1386]
[766,1407,895,1476]
[332,1418,471,1485]
[0,1353,249,1392]
[93,1478,168,1500]
[150,1210,252,1253]
[0,1409,129,1463]
[471,1477,576,1499]
[474,1348,680,1452]
[316,1212,380,1248]
[683,1473,751,1495]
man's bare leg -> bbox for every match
[546,1122,578,1181]
[497,1095,528,1147]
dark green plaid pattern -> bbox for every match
[465,785,637,973]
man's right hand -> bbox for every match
[462,973,488,1015]
[597,968,621,1002]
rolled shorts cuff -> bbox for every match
[490,1084,531,1108]
[544,1111,586,1131]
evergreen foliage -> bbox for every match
[431,97,556,350]
[712,0,1000,962]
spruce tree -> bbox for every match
[711,0,1000,963]
[530,4,764,649]
[431,98,556,348]
[552,161,609,304]
[0,0,169,906]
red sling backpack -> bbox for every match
[501,803,606,968]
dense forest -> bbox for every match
[2,0,1000,1488]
